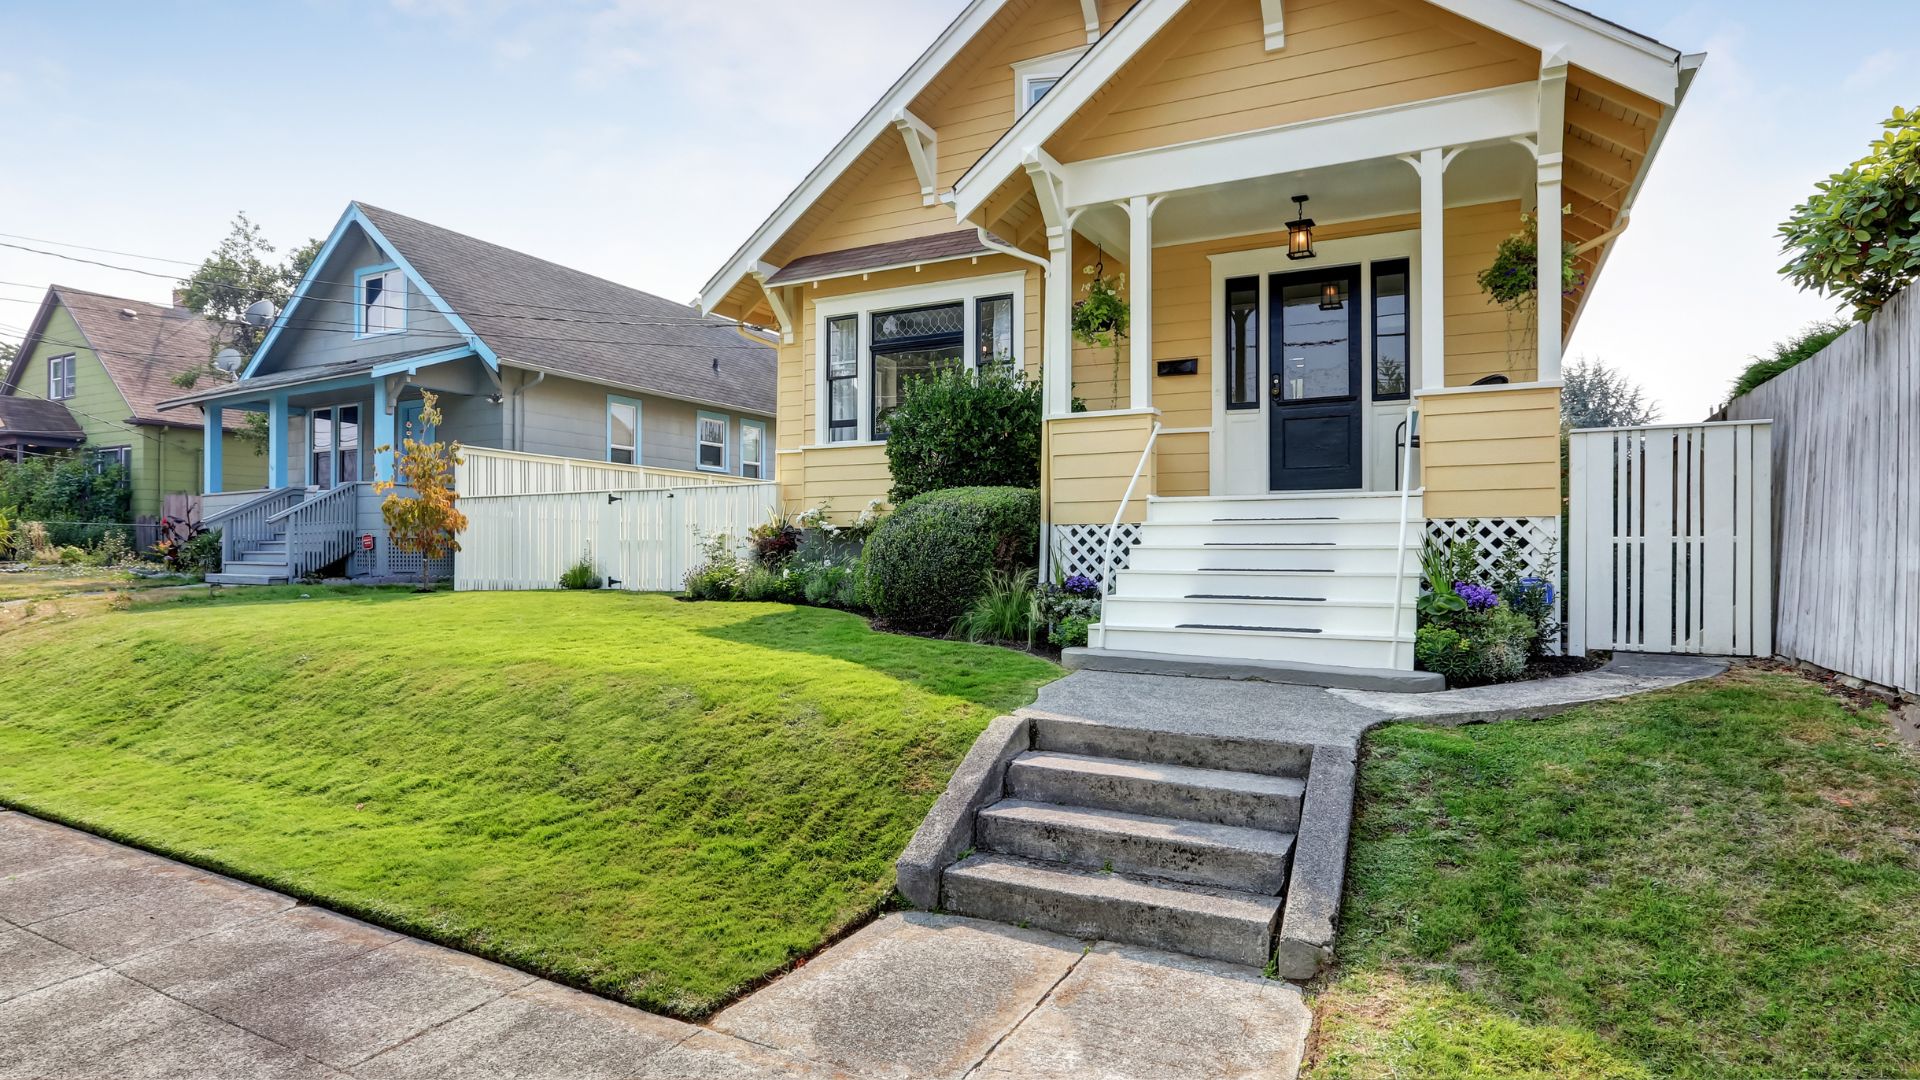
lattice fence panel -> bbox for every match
[1425,517,1560,581]
[1049,523,1143,589]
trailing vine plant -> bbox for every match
[1476,208,1585,371]
[1072,249,1129,407]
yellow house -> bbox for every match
[700,0,1698,673]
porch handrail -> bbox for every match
[1103,420,1162,594]
[271,483,362,580]
[1389,404,1420,654]
[205,487,300,569]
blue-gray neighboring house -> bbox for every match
[160,202,776,584]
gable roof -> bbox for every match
[0,396,85,443]
[251,203,775,417]
[1,286,246,430]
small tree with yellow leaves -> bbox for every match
[373,390,467,589]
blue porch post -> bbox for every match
[373,377,397,483]
[268,394,290,488]
[202,404,223,493]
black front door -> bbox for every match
[1268,266,1363,490]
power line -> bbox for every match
[0,231,202,267]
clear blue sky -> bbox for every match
[2,0,1915,419]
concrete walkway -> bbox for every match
[0,811,1308,1080]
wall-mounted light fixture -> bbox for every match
[1286,195,1316,260]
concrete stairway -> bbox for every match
[938,715,1307,967]
[206,529,291,586]
[1088,491,1421,672]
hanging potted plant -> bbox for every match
[1476,207,1585,371]
[1072,250,1129,407]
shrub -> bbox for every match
[1415,606,1537,686]
[1037,574,1102,649]
[951,570,1036,645]
[682,531,742,601]
[747,514,801,568]
[1727,319,1850,401]
[883,369,1042,504]
[1778,106,1920,320]
[739,565,800,603]
[865,486,1039,633]
[0,454,130,548]
[559,552,602,590]
[182,529,223,575]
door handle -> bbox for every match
[1270,372,1283,404]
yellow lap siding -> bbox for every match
[785,442,893,521]
[1046,412,1156,525]
[1419,384,1561,518]
[1444,201,1533,386]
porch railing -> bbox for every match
[1103,420,1162,594]
[270,483,362,580]
[1389,404,1420,657]
[204,486,299,567]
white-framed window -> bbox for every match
[812,272,1026,445]
[1012,47,1084,117]
[308,404,361,488]
[90,445,130,473]
[697,411,729,472]
[356,265,406,336]
[740,419,767,479]
[607,396,641,465]
[47,354,76,400]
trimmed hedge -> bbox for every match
[884,368,1041,504]
[865,486,1039,633]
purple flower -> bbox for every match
[1062,574,1100,598]
[1453,582,1499,611]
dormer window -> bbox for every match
[357,266,406,336]
[1012,48,1084,117]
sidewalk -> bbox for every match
[0,811,1308,1079]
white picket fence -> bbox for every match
[1567,421,1773,657]
[457,446,762,498]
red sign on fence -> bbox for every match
[361,533,375,551]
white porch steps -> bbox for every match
[1087,491,1421,671]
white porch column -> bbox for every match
[1122,195,1163,410]
[1415,148,1452,392]
[267,395,290,488]
[1536,62,1568,382]
[1044,226,1074,414]
[202,404,223,493]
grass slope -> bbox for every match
[0,569,191,602]
[1309,668,1920,1078]
[0,588,1058,1018]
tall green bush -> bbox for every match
[883,369,1041,504]
[0,453,130,548]
[1778,106,1920,320]
[865,486,1039,633]
[1727,319,1850,401]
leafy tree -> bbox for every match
[374,391,467,589]
[1779,106,1920,320]
[0,339,15,383]
[883,367,1042,503]
[1727,319,1850,401]
[1562,357,1658,429]
[175,212,322,374]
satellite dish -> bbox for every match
[243,299,280,328]
[213,348,244,374]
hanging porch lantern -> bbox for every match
[1319,280,1343,310]
[1286,194,1316,260]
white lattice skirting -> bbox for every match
[1425,517,1561,581]
[1048,523,1143,588]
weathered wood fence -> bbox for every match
[1724,284,1920,693]
[1567,421,1773,657]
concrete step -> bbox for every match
[1101,595,1415,637]
[1124,543,1419,574]
[1146,491,1419,525]
[1027,713,1312,777]
[1092,622,1411,671]
[976,799,1295,893]
[223,558,289,573]
[1005,752,1304,832]
[206,571,287,586]
[941,853,1282,967]
[1108,567,1412,604]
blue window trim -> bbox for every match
[353,262,405,338]
[696,409,730,473]
[606,394,643,464]
[739,418,767,479]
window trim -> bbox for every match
[1012,47,1085,117]
[606,394,642,465]
[811,271,1027,446]
[1369,258,1412,402]
[696,410,730,473]
[306,402,364,489]
[354,263,406,338]
[47,354,76,401]
[825,313,860,444]
[1223,276,1260,411]
[90,445,131,473]
[739,418,767,479]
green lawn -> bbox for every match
[1308,668,1920,1078]
[0,587,1059,1017]
[0,568,192,602]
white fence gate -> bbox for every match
[456,485,780,592]
[1567,421,1773,656]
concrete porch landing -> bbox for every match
[0,812,1308,1080]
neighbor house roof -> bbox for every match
[0,286,247,430]
[345,204,775,416]
[763,229,1001,286]
[0,396,85,444]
